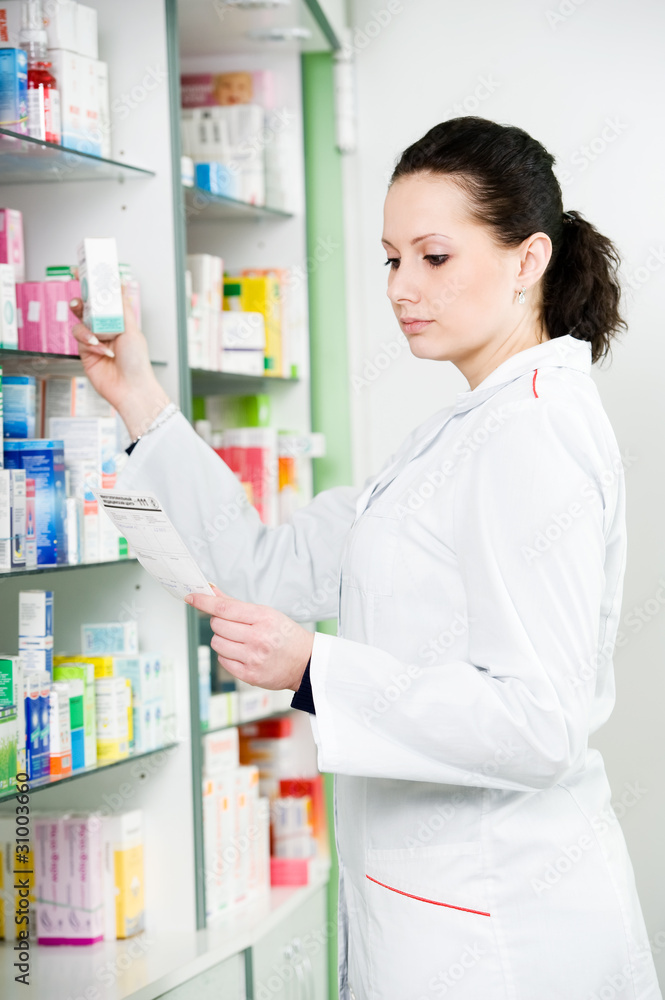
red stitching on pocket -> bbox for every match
[365,874,491,917]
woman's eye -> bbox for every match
[424,254,449,267]
[384,258,400,269]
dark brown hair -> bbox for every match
[391,117,625,363]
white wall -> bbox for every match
[344,0,665,983]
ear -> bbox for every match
[518,232,552,289]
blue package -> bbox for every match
[195,162,237,199]
[25,678,50,781]
[70,726,85,770]
[0,49,28,131]
[3,376,36,438]
[4,439,67,565]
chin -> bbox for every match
[407,337,450,362]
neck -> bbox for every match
[460,315,550,391]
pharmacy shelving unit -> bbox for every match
[173,3,343,999]
[0,1,346,999]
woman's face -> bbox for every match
[382,173,542,374]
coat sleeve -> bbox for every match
[308,397,626,790]
[116,411,361,621]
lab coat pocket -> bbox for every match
[364,844,502,1000]
[342,500,403,598]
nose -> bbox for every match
[387,261,420,306]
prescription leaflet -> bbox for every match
[92,490,214,601]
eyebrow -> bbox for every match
[381,233,451,249]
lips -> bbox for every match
[400,318,432,333]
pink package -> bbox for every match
[64,279,81,355]
[181,70,275,109]
[0,208,25,282]
[59,815,104,945]
[44,281,74,354]
[17,282,48,352]
[270,856,310,886]
[35,816,67,945]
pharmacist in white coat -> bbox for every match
[72,118,661,999]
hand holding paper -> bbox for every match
[186,584,313,693]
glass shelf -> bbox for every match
[0,740,181,802]
[184,185,293,222]
[0,348,167,376]
[0,557,137,580]
[0,128,154,183]
[190,368,299,396]
[201,708,291,737]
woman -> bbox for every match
[72,117,660,999]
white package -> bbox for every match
[47,416,118,501]
[75,3,98,59]
[48,49,83,150]
[77,238,124,337]
[0,1,21,48]
[44,0,78,52]
[0,263,17,348]
[78,53,100,155]
[219,311,265,350]
[202,727,239,777]
[81,621,139,657]
[0,470,10,571]
[96,60,110,158]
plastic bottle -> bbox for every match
[19,0,61,144]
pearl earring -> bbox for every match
[518,287,526,305]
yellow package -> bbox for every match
[0,832,36,942]
[103,811,145,939]
[54,654,114,679]
[239,274,282,376]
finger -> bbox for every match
[216,655,250,683]
[69,297,83,321]
[70,313,116,359]
[121,287,141,335]
[210,617,252,644]
[210,634,246,663]
[187,592,261,625]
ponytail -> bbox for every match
[391,117,626,363]
[542,210,625,364]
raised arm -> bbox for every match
[69,296,360,620]
[117,411,359,620]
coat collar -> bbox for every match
[353,335,592,522]
[453,334,592,414]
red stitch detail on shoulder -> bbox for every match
[532,369,539,398]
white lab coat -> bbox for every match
[118,334,661,999]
